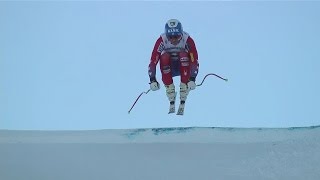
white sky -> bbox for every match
[1,1,320,130]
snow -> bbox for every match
[1,126,320,180]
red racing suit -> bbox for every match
[148,32,199,85]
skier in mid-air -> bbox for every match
[148,19,199,115]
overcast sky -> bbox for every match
[1,1,320,130]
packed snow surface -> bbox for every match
[1,126,320,180]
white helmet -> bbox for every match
[165,19,183,38]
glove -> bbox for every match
[149,78,160,91]
[187,77,196,91]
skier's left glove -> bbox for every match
[187,77,196,91]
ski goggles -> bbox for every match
[167,34,182,41]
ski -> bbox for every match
[176,101,185,115]
[168,101,175,114]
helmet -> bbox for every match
[165,19,183,38]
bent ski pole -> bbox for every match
[128,89,151,114]
[197,73,228,87]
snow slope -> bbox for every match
[1,126,320,180]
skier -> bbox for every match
[148,19,199,115]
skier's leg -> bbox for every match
[178,52,190,101]
[179,82,188,101]
[176,82,188,115]
[160,53,174,85]
[179,52,190,84]
[160,53,175,102]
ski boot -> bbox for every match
[177,82,189,115]
[165,83,176,114]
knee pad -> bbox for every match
[161,65,171,74]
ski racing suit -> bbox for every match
[148,31,199,86]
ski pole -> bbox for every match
[128,73,227,113]
[197,73,228,87]
[128,89,151,114]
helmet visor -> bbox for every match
[167,34,182,41]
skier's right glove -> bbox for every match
[149,77,160,91]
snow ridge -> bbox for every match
[1,125,319,143]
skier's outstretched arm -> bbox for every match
[148,36,163,91]
[186,36,199,90]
